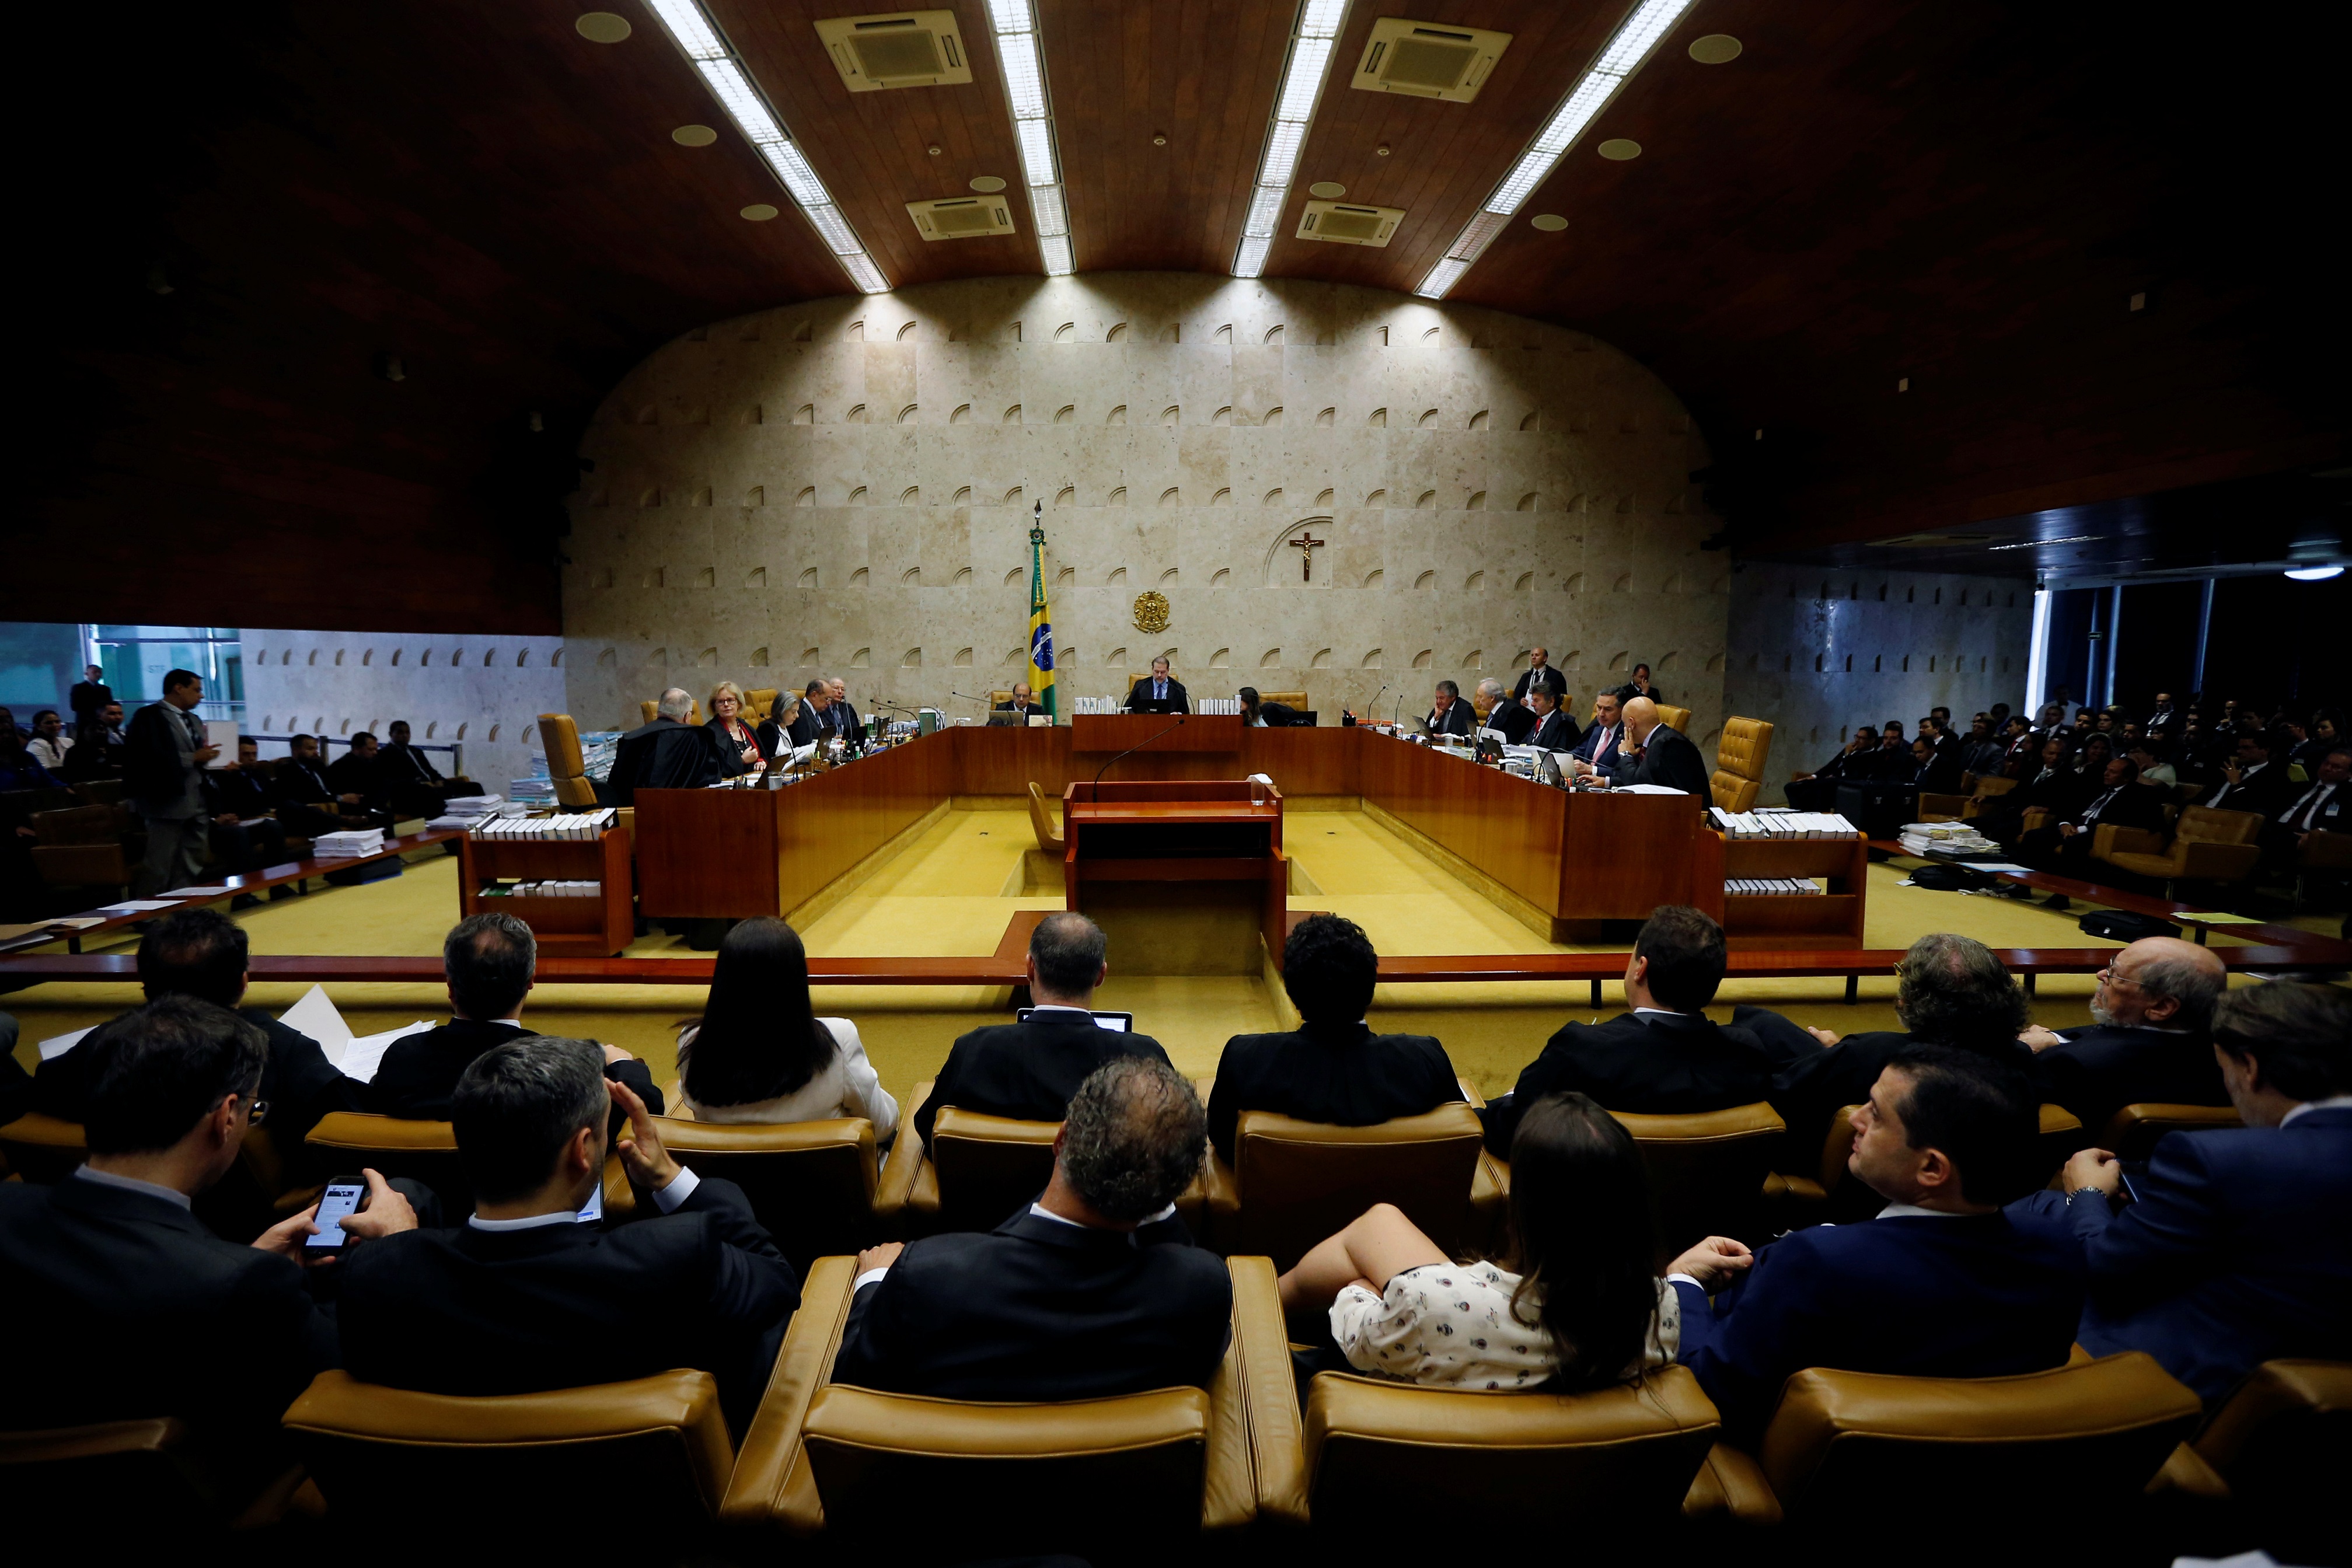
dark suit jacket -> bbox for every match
[1916,746,1968,795]
[1206,1022,1461,1161]
[1675,1210,2083,1443]
[1768,1026,2039,1158]
[916,1012,1172,1146]
[829,1208,1231,1401]
[1729,1004,1829,1073]
[368,1018,662,1122]
[69,679,113,721]
[2199,762,2295,819]
[1485,699,1536,745]
[37,1009,366,1147]
[703,716,766,778]
[994,700,1046,718]
[2273,780,2351,836]
[325,750,385,806]
[1615,725,1709,795]
[606,718,721,804]
[123,700,201,812]
[274,755,340,806]
[203,766,277,820]
[1484,1011,1775,1154]
[0,1175,337,1486]
[1126,678,1191,715]
[1573,722,1626,776]
[2042,1107,2352,1401]
[2065,781,2170,834]
[1511,666,1568,705]
[2033,1025,2227,1148]
[1254,700,1306,728]
[337,1177,799,1431]
[1423,701,1474,738]
[380,742,445,786]
[1524,710,1581,751]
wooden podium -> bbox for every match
[1062,778,1285,975]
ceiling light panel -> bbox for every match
[813,11,973,92]
[1416,0,1693,299]
[907,194,1018,240]
[1233,0,1351,279]
[643,0,890,292]
[984,0,1074,275]
[1297,200,1404,246]
[1352,18,1513,103]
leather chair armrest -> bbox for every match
[1222,1255,1307,1527]
[2150,1441,2231,1500]
[1201,1150,1240,1220]
[720,1254,860,1535]
[601,1153,637,1220]
[1915,794,1966,821]
[2093,823,2165,858]
[1682,1441,1783,1527]
[873,1081,931,1230]
[1454,1076,1487,1109]
[29,844,131,886]
[2019,806,2051,832]
[2180,841,2261,881]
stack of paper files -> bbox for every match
[312,829,385,858]
[493,880,603,898]
[507,779,557,807]
[427,795,506,830]
[1897,822,1999,857]
[1725,878,1825,896]
[470,809,617,841]
[1711,809,1860,839]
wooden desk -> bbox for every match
[1063,779,1285,973]
[1069,713,1247,783]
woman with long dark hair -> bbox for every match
[676,917,898,1135]
[1276,1092,1744,1391]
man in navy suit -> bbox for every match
[2031,982,2352,1401]
[1669,1045,2082,1444]
[1568,690,1627,779]
[2019,935,2229,1137]
[1124,656,1190,715]
[1520,685,1580,751]
[832,1056,1231,1401]
[1422,679,1474,738]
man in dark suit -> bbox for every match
[2266,744,2352,863]
[124,667,218,896]
[1784,725,1879,812]
[1522,685,1579,751]
[1568,691,1626,778]
[339,1036,800,1433]
[783,679,838,746]
[1422,679,1474,738]
[607,687,724,803]
[325,730,391,810]
[1601,697,1709,795]
[1125,656,1190,715]
[2197,729,2295,819]
[273,731,392,835]
[36,909,367,1151]
[1767,932,2037,1159]
[1510,647,1568,707]
[201,735,290,882]
[0,997,417,1500]
[371,913,661,1120]
[1207,913,1461,1161]
[2016,755,2170,872]
[832,1056,1230,1401]
[2021,937,2229,1137]
[1671,1045,2083,1444]
[379,719,480,819]
[828,678,863,739]
[1481,907,1771,1153]
[2021,983,2351,1401]
[64,698,128,780]
[917,912,1169,1146]
[68,663,113,730]
[1475,679,1534,744]
[996,679,1048,719]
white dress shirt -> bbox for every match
[2281,1094,2352,1127]
[467,1166,699,1230]
[2281,782,2340,833]
[74,1165,191,1210]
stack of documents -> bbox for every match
[1898,821,1998,858]
[494,880,603,898]
[427,795,505,830]
[1712,809,1860,839]
[1725,877,1826,896]
[469,809,616,841]
[312,829,385,858]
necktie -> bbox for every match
[2294,785,2331,831]
[1156,680,1165,700]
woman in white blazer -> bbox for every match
[675,917,898,1139]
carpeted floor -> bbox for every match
[6,804,2322,1106]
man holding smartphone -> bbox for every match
[0,997,416,1507]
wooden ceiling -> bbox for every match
[25,0,2346,634]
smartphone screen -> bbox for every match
[1017,1007,1132,1032]
[309,1180,365,1248]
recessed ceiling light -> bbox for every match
[2285,565,2344,581]
[1308,180,1346,198]
[983,0,1076,275]
[1234,0,1351,279]
[1597,138,1641,160]
[575,11,633,42]
[672,124,718,146]
[1152,132,1168,146]
[969,174,1007,193]
[741,204,780,221]
[1687,33,1740,63]
[1529,213,1567,232]
[1375,143,1392,156]
[1417,0,1693,297]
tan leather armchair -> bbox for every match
[2156,1359,2350,1564]
[0,1111,88,1182]
[640,698,704,727]
[0,1416,311,1532]
[1303,1364,1777,1534]
[1959,773,2017,821]
[2095,1102,2241,1161]
[1203,1102,1493,1270]
[746,688,779,722]
[1757,1352,2199,1528]
[304,1111,636,1220]
[720,1253,1299,1546]
[653,1115,883,1262]
[536,711,600,809]
[2097,805,2264,894]
[2295,826,2352,907]
[285,1369,734,1523]
[900,1103,1058,1236]
[1709,717,1774,815]
[1027,780,1064,853]
[28,801,138,893]
[1613,1102,1786,1256]
[1655,704,1694,734]
[1255,689,1309,711]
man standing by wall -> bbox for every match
[126,668,218,896]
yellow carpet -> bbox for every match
[5,811,2319,1106]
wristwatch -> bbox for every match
[2065,1186,2109,1206]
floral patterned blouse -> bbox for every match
[1329,1261,1680,1391]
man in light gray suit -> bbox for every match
[126,668,219,896]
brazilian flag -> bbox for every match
[1027,505,1056,720]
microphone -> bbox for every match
[1093,717,1186,799]
[1348,683,1386,728]
[947,690,994,707]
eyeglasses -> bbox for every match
[243,1099,270,1126]
[2095,966,2141,990]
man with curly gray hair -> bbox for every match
[830,1057,1230,1401]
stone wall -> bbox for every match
[558,274,1735,754]
[1722,563,2037,801]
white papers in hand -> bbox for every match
[204,720,239,768]
[95,900,183,914]
[279,984,356,1064]
[337,1021,435,1084]
[40,1026,95,1061]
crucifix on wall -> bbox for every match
[1287,530,1325,582]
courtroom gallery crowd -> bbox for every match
[2,893,2346,1530]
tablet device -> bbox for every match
[1017,1007,1133,1032]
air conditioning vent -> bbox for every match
[1352,18,1511,103]
[815,10,973,92]
[907,195,1017,240]
[1297,201,1404,247]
